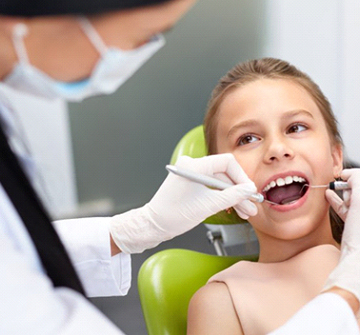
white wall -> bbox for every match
[263,0,360,164]
[339,0,360,163]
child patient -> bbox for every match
[187,58,357,334]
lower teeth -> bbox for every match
[280,199,297,205]
[280,196,301,205]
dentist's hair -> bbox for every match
[204,57,344,242]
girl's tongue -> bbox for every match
[266,183,306,205]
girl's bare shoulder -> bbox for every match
[187,282,244,335]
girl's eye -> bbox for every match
[237,134,260,146]
[287,123,307,134]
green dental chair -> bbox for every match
[138,125,258,335]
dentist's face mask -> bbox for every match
[4,18,165,102]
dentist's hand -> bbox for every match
[110,154,257,253]
[323,169,360,302]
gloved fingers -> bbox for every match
[341,168,360,180]
[340,168,360,206]
[175,154,254,185]
[212,153,253,184]
[213,172,234,185]
[341,168,360,188]
[233,200,257,220]
[174,155,235,185]
[212,173,257,195]
[174,155,194,168]
[343,190,351,207]
[202,182,252,210]
[220,183,258,218]
[340,168,351,179]
[325,189,348,221]
[233,208,249,220]
[182,153,239,175]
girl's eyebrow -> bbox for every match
[226,109,314,139]
[227,119,259,139]
[281,109,314,121]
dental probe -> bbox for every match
[308,181,350,191]
[166,165,265,203]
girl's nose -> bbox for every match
[264,136,294,164]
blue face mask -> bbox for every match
[4,17,165,102]
[55,79,90,93]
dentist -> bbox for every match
[0,0,258,334]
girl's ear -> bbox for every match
[331,143,343,177]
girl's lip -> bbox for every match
[264,188,309,212]
[260,171,310,211]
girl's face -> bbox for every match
[215,79,342,250]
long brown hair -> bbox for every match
[204,58,344,242]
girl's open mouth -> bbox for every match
[263,175,309,205]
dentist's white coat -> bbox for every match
[0,99,130,334]
[0,185,131,334]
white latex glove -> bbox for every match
[323,169,360,301]
[110,154,258,253]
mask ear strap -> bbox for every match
[12,23,30,64]
[77,16,108,56]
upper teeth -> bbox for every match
[263,176,306,192]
